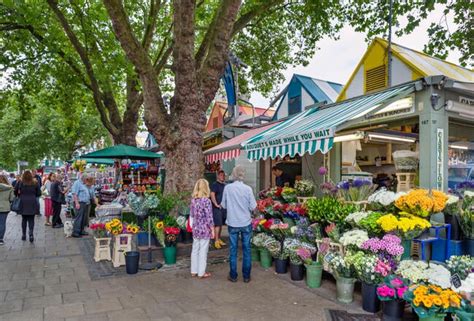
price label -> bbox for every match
[451,273,462,288]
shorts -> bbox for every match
[212,207,226,226]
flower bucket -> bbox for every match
[163,246,177,265]
[251,247,260,262]
[465,239,474,256]
[335,276,355,304]
[362,282,380,313]
[445,214,462,240]
[419,313,447,321]
[137,232,159,247]
[382,299,405,321]
[274,258,288,274]
[401,239,411,260]
[305,263,322,288]
[455,310,474,321]
[259,248,272,269]
[124,251,140,275]
[289,263,304,281]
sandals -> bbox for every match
[44,222,52,226]
[191,273,197,277]
[198,272,211,279]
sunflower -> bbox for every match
[132,227,138,233]
[112,229,119,235]
[422,298,433,308]
[126,225,133,233]
[155,221,164,229]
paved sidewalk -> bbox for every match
[0,213,363,321]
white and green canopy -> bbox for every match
[242,84,415,161]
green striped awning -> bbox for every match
[242,84,415,160]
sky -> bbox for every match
[250,4,463,108]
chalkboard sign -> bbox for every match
[451,273,462,288]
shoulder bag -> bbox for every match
[11,183,21,212]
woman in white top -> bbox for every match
[42,173,54,226]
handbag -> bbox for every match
[186,215,193,233]
[11,196,21,212]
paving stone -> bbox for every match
[44,303,85,319]
[0,280,27,291]
[0,308,44,321]
[27,277,61,288]
[0,291,6,302]
[107,307,150,321]
[60,275,91,284]
[63,289,99,304]
[175,295,216,314]
[5,286,44,301]
[44,282,79,296]
[44,269,75,278]
[65,313,109,321]
[24,294,63,310]
[171,310,214,321]
[96,286,133,299]
[145,302,185,319]
[84,297,123,314]
[11,271,45,281]
[118,294,158,309]
[77,280,112,292]
[0,299,23,314]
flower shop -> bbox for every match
[251,181,474,321]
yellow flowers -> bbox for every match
[155,221,164,229]
[377,214,431,239]
[395,189,448,218]
[105,218,123,235]
[126,223,140,234]
[408,285,462,311]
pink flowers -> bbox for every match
[361,235,404,257]
[397,286,408,298]
[374,259,391,277]
[377,285,395,298]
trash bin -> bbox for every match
[125,251,140,274]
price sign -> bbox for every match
[451,273,462,288]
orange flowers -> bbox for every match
[395,189,448,217]
[406,284,462,312]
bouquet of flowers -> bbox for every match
[164,227,180,247]
[320,181,338,196]
[377,213,431,240]
[268,187,283,200]
[426,263,452,289]
[337,179,376,202]
[152,218,165,246]
[125,223,140,234]
[396,260,429,283]
[360,234,404,270]
[446,255,474,280]
[72,159,87,172]
[357,212,384,236]
[286,238,317,265]
[325,223,340,242]
[352,253,391,285]
[328,252,356,278]
[281,187,297,203]
[307,196,356,224]
[252,232,273,248]
[403,284,462,318]
[269,222,290,241]
[395,189,448,217]
[367,188,404,212]
[377,275,409,301]
[297,247,313,265]
[105,218,123,236]
[90,222,108,238]
[444,194,460,216]
[176,215,187,230]
[265,237,288,260]
[459,191,474,238]
[294,180,315,197]
[282,203,307,219]
[338,229,369,249]
[345,211,372,227]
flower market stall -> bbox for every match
[251,181,474,320]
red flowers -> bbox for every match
[263,219,273,230]
[164,227,180,235]
[89,223,106,230]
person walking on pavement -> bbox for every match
[71,175,91,238]
[14,170,41,242]
[0,175,14,245]
[221,166,257,283]
[42,173,54,226]
[210,170,226,249]
[50,174,66,229]
[190,179,214,279]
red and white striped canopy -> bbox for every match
[205,149,240,164]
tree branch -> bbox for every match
[142,0,161,52]
[230,0,283,37]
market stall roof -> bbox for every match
[69,157,115,165]
[242,83,415,161]
[82,144,162,160]
[204,121,281,164]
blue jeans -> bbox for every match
[0,212,8,241]
[228,224,252,280]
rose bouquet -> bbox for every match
[325,223,340,242]
[337,179,376,202]
[395,189,448,218]
[403,284,462,318]
[268,187,283,200]
[164,227,180,247]
[90,222,108,238]
[396,260,429,283]
[269,222,290,241]
[377,275,409,302]
[294,180,315,197]
[446,255,474,280]
[377,213,431,240]
[339,229,369,249]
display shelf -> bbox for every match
[358,161,393,166]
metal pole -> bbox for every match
[387,0,393,87]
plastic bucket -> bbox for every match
[163,246,177,265]
[305,263,322,288]
[125,251,140,275]
[362,282,380,313]
[274,258,288,274]
[259,248,272,268]
[289,263,304,281]
[335,276,355,303]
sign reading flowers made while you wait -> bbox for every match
[244,128,334,151]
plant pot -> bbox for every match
[163,246,177,265]
[124,251,140,274]
[362,282,381,313]
[289,263,304,281]
[335,276,355,303]
[274,258,288,274]
[305,263,322,288]
[419,313,447,321]
[401,239,411,260]
[251,247,260,262]
[465,239,474,256]
[382,299,405,321]
[259,248,272,269]
[445,214,462,240]
[455,310,474,321]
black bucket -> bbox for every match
[274,258,288,274]
[362,282,381,313]
[382,299,405,321]
[445,214,462,240]
[125,251,140,275]
[290,263,304,281]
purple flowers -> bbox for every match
[361,234,404,257]
[318,167,328,176]
[353,179,372,188]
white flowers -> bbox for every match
[447,194,460,205]
[454,273,474,294]
[396,260,429,283]
[345,211,372,225]
[464,190,474,198]
[426,263,452,289]
[339,229,369,247]
[368,188,401,206]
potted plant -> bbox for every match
[337,179,376,206]
[269,222,290,274]
[297,247,323,288]
[459,190,474,255]
[288,246,305,281]
[252,232,273,268]
[295,180,315,203]
[90,222,111,262]
[163,226,180,265]
[403,284,462,321]
[377,275,409,321]
[328,252,357,303]
[446,256,474,280]
[445,194,462,240]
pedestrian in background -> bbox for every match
[210,170,226,249]
[0,175,14,245]
[190,179,214,279]
[221,165,257,283]
[71,175,91,238]
[14,170,41,242]
[12,174,21,189]
[84,176,98,227]
[42,173,53,226]
[50,174,65,229]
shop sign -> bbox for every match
[459,96,474,105]
[365,97,414,121]
[436,128,444,190]
[203,136,222,149]
[244,128,333,151]
[17,161,28,166]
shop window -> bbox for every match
[288,95,301,116]
[366,65,386,93]
[212,117,218,129]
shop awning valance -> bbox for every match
[242,84,415,161]
[204,122,281,164]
